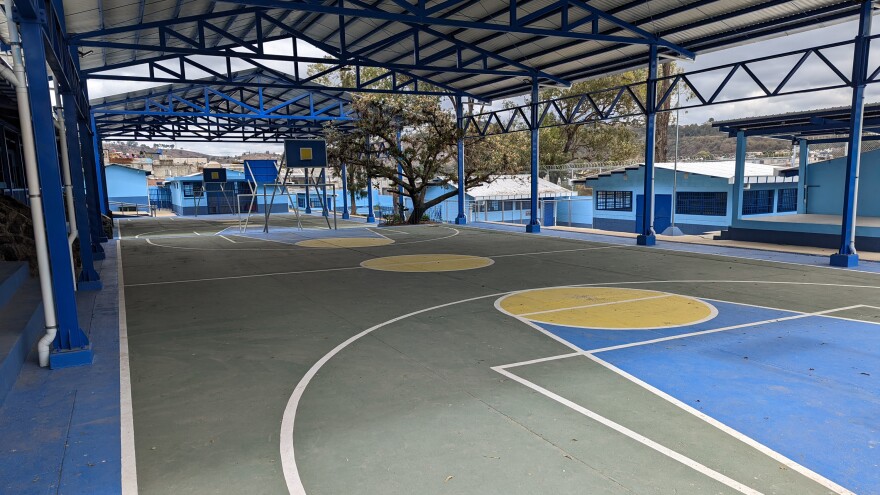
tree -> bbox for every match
[325,94,519,224]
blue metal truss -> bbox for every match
[461,35,880,137]
[11,0,89,117]
[70,7,565,97]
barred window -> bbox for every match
[776,188,798,213]
[183,182,203,197]
[742,190,774,215]
[676,192,727,216]
[596,191,632,211]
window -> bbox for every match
[742,190,774,215]
[777,188,798,213]
[676,192,727,216]
[183,182,203,198]
[596,191,632,211]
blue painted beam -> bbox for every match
[61,92,101,290]
[637,45,657,247]
[526,80,541,234]
[455,96,467,225]
[19,20,92,367]
[832,0,873,268]
[341,162,350,219]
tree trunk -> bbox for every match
[349,189,358,215]
[407,203,425,224]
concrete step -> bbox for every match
[0,268,44,405]
[0,262,28,312]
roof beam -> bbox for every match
[215,0,693,58]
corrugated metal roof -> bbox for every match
[49,0,863,101]
[586,160,777,180]
[467,174,572,199]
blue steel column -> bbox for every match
[79,118,107,256]
[797,139,808,214]
[526,79,541,233]
[396,128,404,219]
[341,163,350,219]
[637,45,659,246]
[454,96,467,225]
[732,131,747,223]
[832,0,873,268]
[19,21,91,367]
[61,93,101,290]
[90,116,109,217]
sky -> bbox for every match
[89,14,880,156]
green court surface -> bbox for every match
[118,217,880,495]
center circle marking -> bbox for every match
[497,287,717,330]
[361,254,494,272]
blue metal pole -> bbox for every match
[61,92,101,290]
[733,131,747,223]
[526,79,541,233]
[832,0,873,268]
[637,44,658,246]
[396,128,404,219]
[341,162,350,219]
[20,21,91,367]
[78,118,107,256]
[797,139,808,214]
[455,96,467,225]
[89,116,109,217]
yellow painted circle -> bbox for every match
[497,287,716,330]
[361,254,494,272]
[296,237,394,248]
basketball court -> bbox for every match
[116,215,880,494]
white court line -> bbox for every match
[280,292,508,495]
[125,266,363,287]
[516,294,673,317]
[581,353,855,495]
[492,367,763,495]
[217,235,236,243]
[490,245,617,258]
[279,282,880,494]
[117,242,139,495]
[365,227,391,240]
[463,225,880,275]
[193,231,201,236]
[380,228,410,235]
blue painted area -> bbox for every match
[0,244,122,494]
[597,314,880,494]
[534,300,795,352]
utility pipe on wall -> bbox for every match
[54,90,79,287]
[2,0,59,367]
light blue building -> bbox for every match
[104,164,150,212]
[583,161,795,235]
[166,170,289,216]
[724,150,880,251]
[342,174,591,226]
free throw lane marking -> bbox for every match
[296,237,394,248]
[498,287,717,330]
[360,254,494,272]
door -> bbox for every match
[636,194,672,234]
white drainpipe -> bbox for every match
[3,0,59,367]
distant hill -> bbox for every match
[662,123,792,160]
